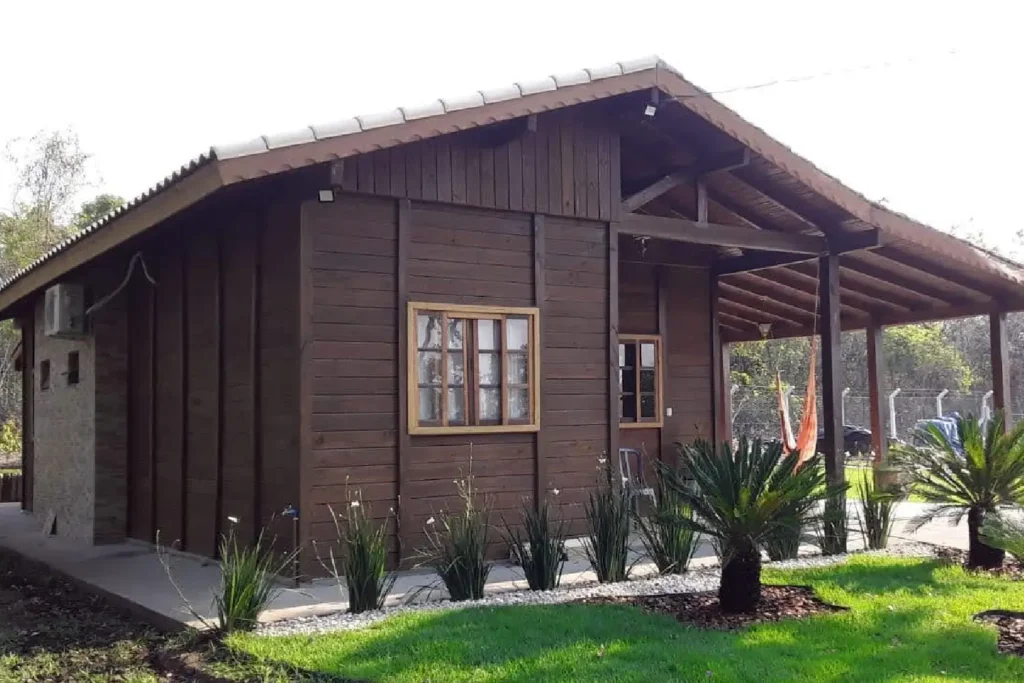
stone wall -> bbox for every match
[31,297,96,541]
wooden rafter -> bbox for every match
[842,252,985,306]
[724,271,872,322]
[785,262,913,314]
[713,230,880,275]
[621,148,750,212]
[622,214,826,254]
[718,281,818,325]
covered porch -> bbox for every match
[608,77,1024,481]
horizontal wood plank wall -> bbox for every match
[407,203,537,557]
[336,108,616,221]
[185,230,220,558]
[220,219,259,545]
[127,275,154,542]
[260,203,301,557]
[305,196,399,566]
[152,240,185,546]
[543,216,610,538]
[664,267,714,446]
[618,261,661,464]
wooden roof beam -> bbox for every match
[840,252,984,306]
[622,213,826,254]
[713,230,880,275]
[622,148,750,212]
[724,271,874,321]
[766,265,900,316]
[718,281,818,325]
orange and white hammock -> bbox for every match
[776,335,818,467]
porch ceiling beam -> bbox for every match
[711,231,881,275]
[724,271,872,322]
[731,166,848,233]
[718,281,817,325]
[622,213,827,254]
[786,262,916,314]
[840,252,983,306]
[621,148,750,212]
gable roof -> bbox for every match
[2,55,1021,318]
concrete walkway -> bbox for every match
[0,501,967,630]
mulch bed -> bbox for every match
[975,610,1024,657]
[581,585,847,630]
[934,547,1024,580]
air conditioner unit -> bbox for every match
[44,284,86,337]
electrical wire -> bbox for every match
[662,48,961,102]
[85,251,157,316]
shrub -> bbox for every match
[419,475,491,601]
[666,437,839,613]
[763,516,804,561]
[815,488,849,556]
[215,521,294,633]
[856,473,905,550]
[894,412,1024,569]
[635,462,699,574]
[980,513,1024,562]
[583,454,632,583]
[317,498,396,614]
[502,495,567,591]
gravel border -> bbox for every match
[258,542,935,636]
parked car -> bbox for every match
[816,425,874,460]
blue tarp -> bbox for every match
[912,413,964,454]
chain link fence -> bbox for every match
[732,385,1023,443]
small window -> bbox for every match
[40,360,50,391]
[409,303,539,435]
[67,351,80,386]
[619,335,663,428]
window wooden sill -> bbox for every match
[409,423,541,436]
[619,421,664,430]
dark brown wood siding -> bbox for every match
[542,216,610,536]
[303,196,399,567]
[336,108,618,222]
[664,267,714,444]
[618,261,661,464]
[125,198,300,560]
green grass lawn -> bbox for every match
[231,556,1024,682]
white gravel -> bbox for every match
[257,542,935,636]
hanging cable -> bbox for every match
[85,252,157,317]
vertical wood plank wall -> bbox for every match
[125,205,300,557]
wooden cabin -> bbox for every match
[4,56,1023,572]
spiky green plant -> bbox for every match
[815,488,849,556]
[418,474,492,601]
[665,437,841,613]
[316,499,397,614]
[635,462,699,574]
[763,515,804,561]
[214,522,295,633]
[855,473,906,550]
[894,412,1024,569]
[980,513,1024,562]
[583,454,632,583]
[502,496,567,591]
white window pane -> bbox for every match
[506,353,528,384]
[478,352,500,385]
[509,387,529,420]
[618,343,625,367]
[479,388,501,421]
[418,351,442,385]
[418,387,441,422]
[478,319,500,351]
[448,352,465,385]
[448,318,464,350]
[641,343,656,368]
[447,388,465,424]
[417,314,442,350]
[507,318,529,351]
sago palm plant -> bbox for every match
[666,437,839,613]
[895,411,1024,569]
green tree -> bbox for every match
[74,193,124,231]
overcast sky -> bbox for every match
[1,1,1020,251]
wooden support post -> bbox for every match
[396,199,411,563]
[608,222,620,466]
[696,180,708,226]
[866,325,887,465]
[710,275,725,447]
[657,267,670,459]
[991,311,1012,428]
[820,253,844,485]
[533,214,546,507]
[719,342,732,445]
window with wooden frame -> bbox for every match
[618,335,663,427]
[408,303,540,435]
